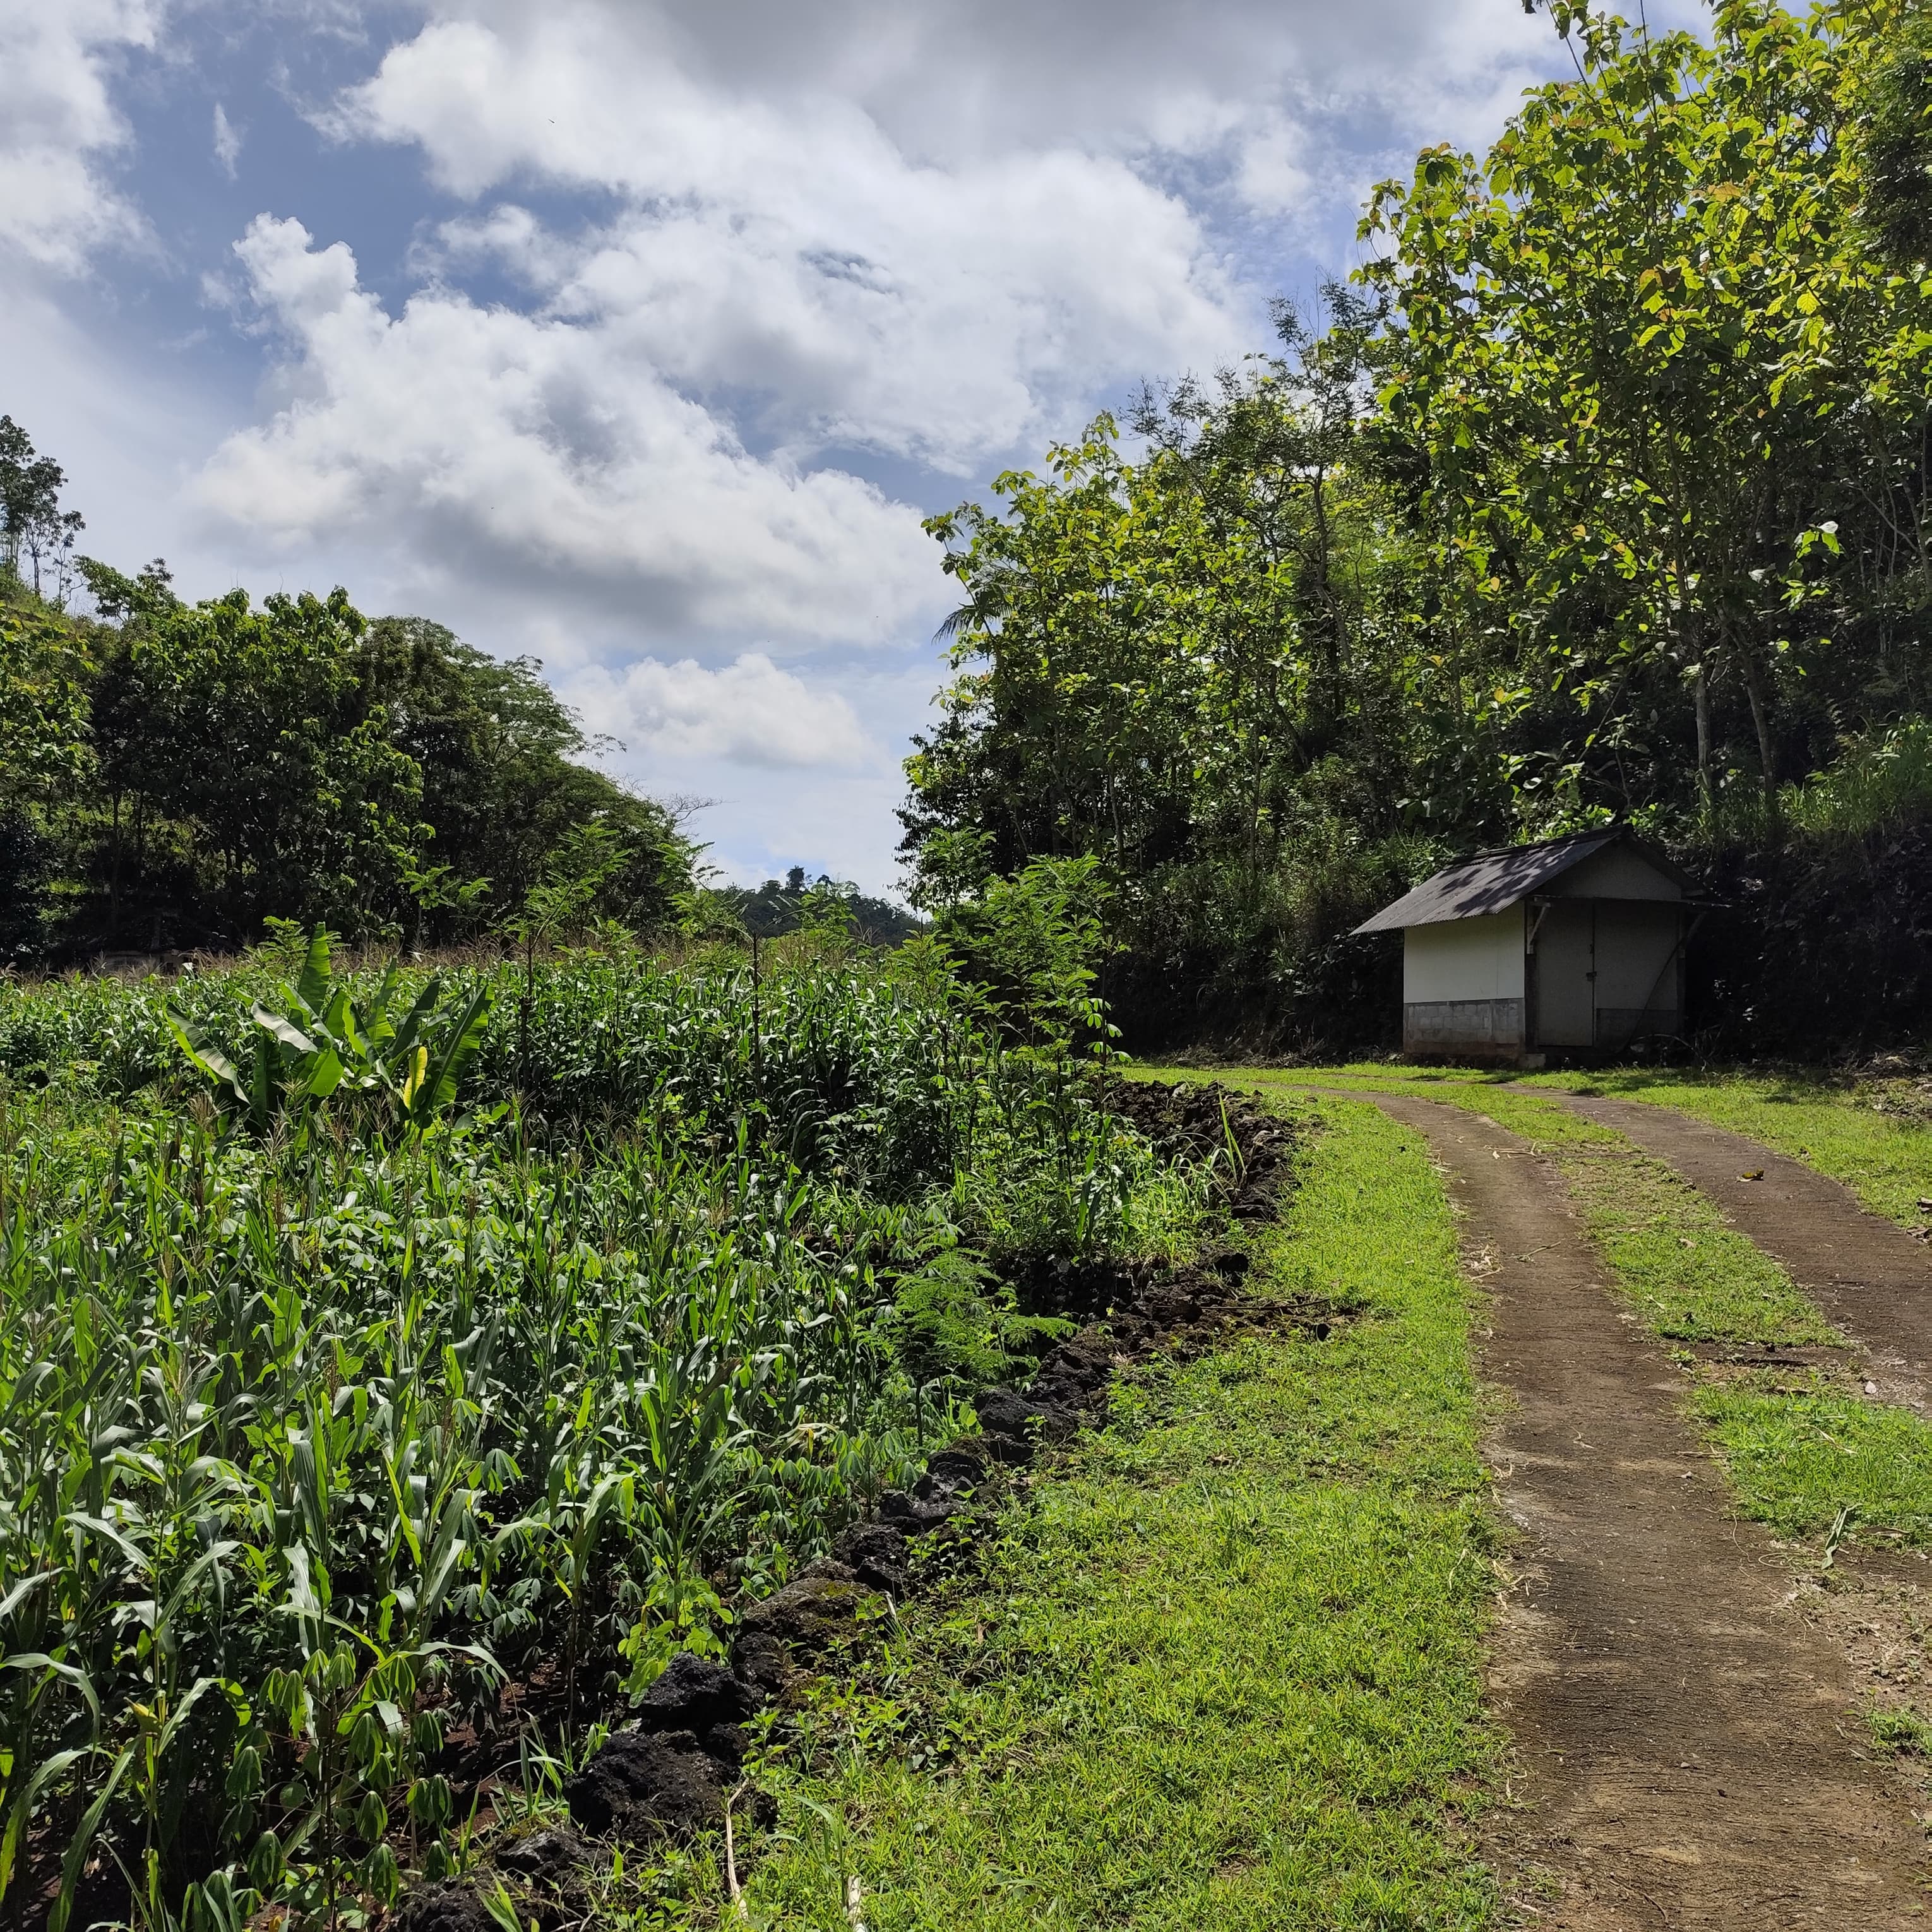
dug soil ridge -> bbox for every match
[1550,1094,1932,1411]
[1357,1091,1927,1929]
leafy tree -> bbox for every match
[903,349,1427,1040]
[1861,7,1932,266]
[86,580,424,940]
[1361,0,1931,821]
[0,415,85,603]
[0,453,696,957]
[0,593,92,816]
[357,617,691,942]
[934,855,1116,1056]
[902,0,1932,1051]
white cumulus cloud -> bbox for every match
[573,651,878,770]
[0,0,159,272]
[195,213,936,643]
[334,8,1253,476]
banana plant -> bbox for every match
[169,929,493,1135]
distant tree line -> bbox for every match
[901,0,1932,1051]
[703,866,926,947]
[0,422,693,958]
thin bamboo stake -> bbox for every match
[724,1780,749,1923]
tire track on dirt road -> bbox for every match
[1339,1091,1926,1929]
[1547,1095,1932,1414]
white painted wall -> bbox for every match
[1403,908,1526,1003]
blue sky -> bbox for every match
[1,0,1702,897]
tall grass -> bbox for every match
[0,936,1205,1931]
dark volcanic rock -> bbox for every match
[878,1487,958,1532]
[834,1520,912,1594]
[737,1570,871,1645]
[974,1386,1074,1458]
[923,1442,992,1487]
[730,1571,875,1694]
[1026,1332,1116,1410]
[1136,1285,1203,1328]
[732,1628,796,1700]
[494,1825,590,1889]
[395,1886,499,1932]
[701,1720,749,1770]
[1041,1332,1117,1390]
[564,1728,725,1839]
[635,1650,753,1736]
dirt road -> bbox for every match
[1552,1095,1932,1411]
[1355,1092,1927,1929]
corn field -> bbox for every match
[0,935,1199,1931]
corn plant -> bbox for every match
[0,931,1202,1932]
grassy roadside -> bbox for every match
[1228,1061,1932,1230]
[732,1098,1501,1931]
[1166,1069,1932,1557]
[1221,1072,1835,1347]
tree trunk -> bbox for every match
[109,790,122,934]
[1693,664,1713,824]
[1739,647,1779,834]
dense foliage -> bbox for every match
[0,931,1205,1932]
[902,0,1932,1048]
[0,489,694,959]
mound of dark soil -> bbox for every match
[395,1885,500,1932]
[493,1825,591,1891]
[635,1651,753,1737]
[731,1570,879,1697]
[1099,1075,1297,1220]
[563,1728,728,1840]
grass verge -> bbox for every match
[1217,1060,1932,1231]
[735,1098,1501,1930]
[1561,1146,1839,1347]
[1222,1072,1834,1347]
[1692,1385,1932,1545]
[1174,1068,1932,1555]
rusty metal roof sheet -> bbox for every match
[1352,829,1683,934]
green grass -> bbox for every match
[1201,1070,1835,1347]
[1556,1151,1839,1346]
[737,1099,1500,1931]
[1520,1069,1932,1231]
[1209,1059,1932,1231]
[1168,1066,1932,1556]
[1478,1102,1932,1551]
[1692,1385,1932,1546]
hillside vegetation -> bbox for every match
[0,549,695,960]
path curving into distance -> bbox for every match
[1347,1092,1926,1930]
[1550,1094,1932,1413]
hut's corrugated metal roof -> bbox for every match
[1352,829,1672,934]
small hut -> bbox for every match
[1353,828,1707,1064]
